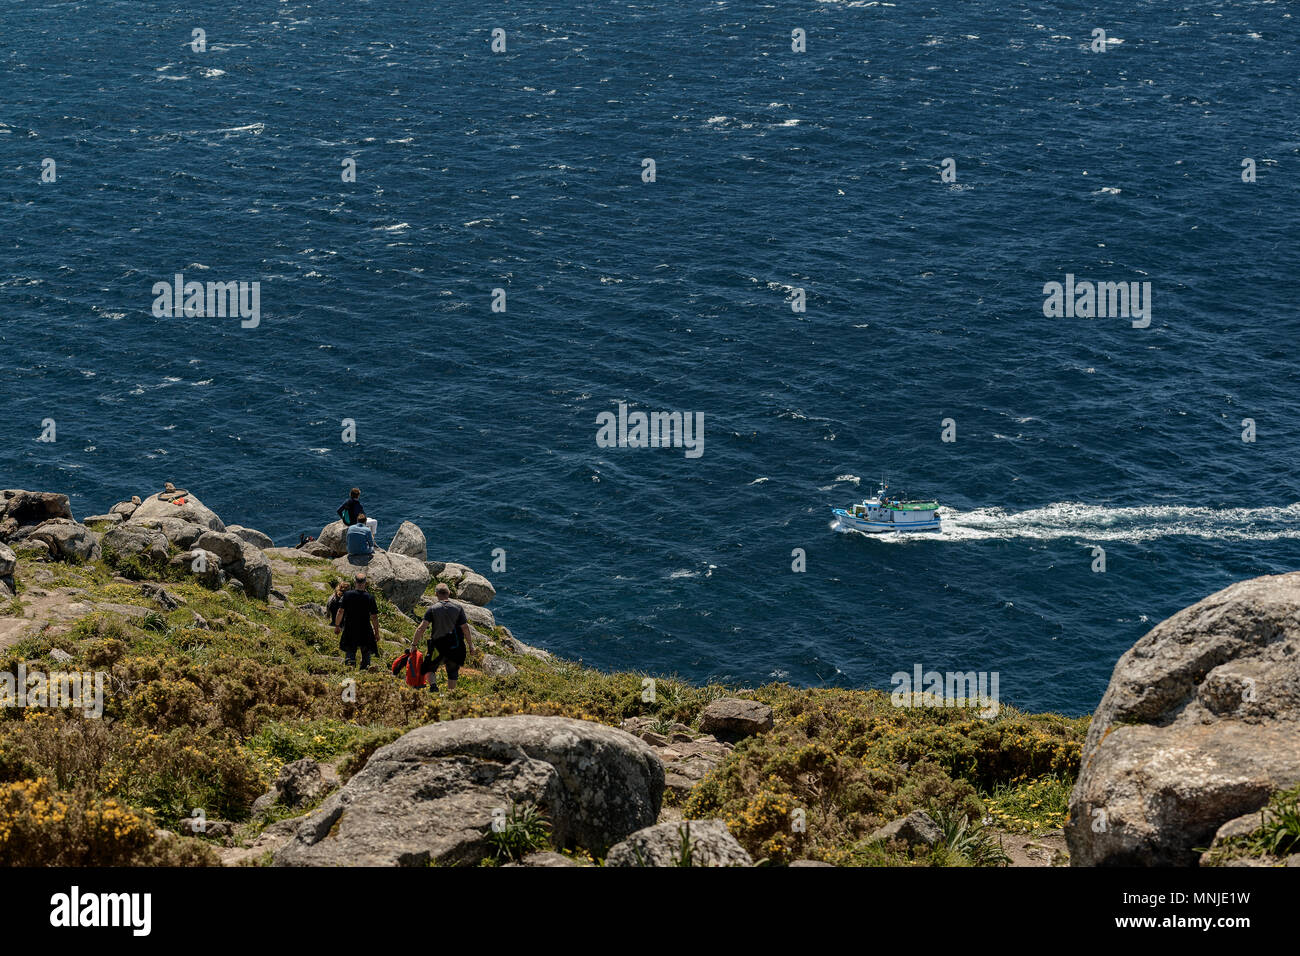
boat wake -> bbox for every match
[934,502,1300,543]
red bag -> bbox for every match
[390,650,426,688]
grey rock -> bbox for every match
[430,562,496,606]
[605,819,752,867]
[869,811,943,848]
[140,582,185,610]
[130,517,206,549]
[19,519,101,563]
[227,525,274,549]
[0,490,73,531]
[456,572,496,607]
[194,531,273,600]
[481,653,518,677]
[108,500,139,518]
[498,627,551,660]
[169,548,225,588]
[1067,572,1300,867]
[505,851,580,867]
[82,513,123,526]
[273,758,335,808]
[274,716,663,866]
[700,698,775,739]
[314,521,349,558]
[48,648,74,664]
[789,860,834,867]
[0,543,14,577]
[297,602,328,618]
[330,550,429,614]
[387,521,427,561]
[102,525,170,566]
[129,492,225,532]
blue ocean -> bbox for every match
[4,1,1298,715]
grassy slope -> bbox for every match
[0,548,1089,866]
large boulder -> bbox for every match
[313,521,348,558]
[169,548,225,588]
[274,716,663,866]
[14,519,100,562]
[130,517,206,549]
[227,525,274,549]
[0,542,15,578]
[388,521,427,561]
[1067,573,1300,867]
[194,531,272,600]
[700,698,774,740]
[271,758,336,809]
[0,490,73,532]
[605,819,752,867]
[102,525,170,567]
[331,550,428,613]
[108,499,140,519]
[456,571,496,607]
[429,561,495,606]
[129,492,225,532]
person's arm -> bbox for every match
[333,606,344,632]
[413,619,429,646]
[461,621,474,656]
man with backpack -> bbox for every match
[337,488,364,526]
[412,583,474,692]
[334,572,380,669]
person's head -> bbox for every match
[350,488,360,500]
[356,512,367,524]
[435,583,451,601]
[329,578,345,597]
[354,572,367,590]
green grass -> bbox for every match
[981,774,1073,835]
[0,548,1090,866]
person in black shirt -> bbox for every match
[337,487,364,527]
[334,572,379,668]
[412,583,475,692]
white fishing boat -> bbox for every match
[831,481,942,533]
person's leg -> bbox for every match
[445,652,463,692]
[360,644,372,669]
[422,650,445,691]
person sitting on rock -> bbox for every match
[412,583,475,693]
[337,488,364,527]
[158,482,189,504]
[334,572,379,669]
[345,513,375,555]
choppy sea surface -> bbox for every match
[4,1,1298,714]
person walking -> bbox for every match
[334,572,379,669]
[411,583,474,692]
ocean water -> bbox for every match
[3,1,1298,715]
